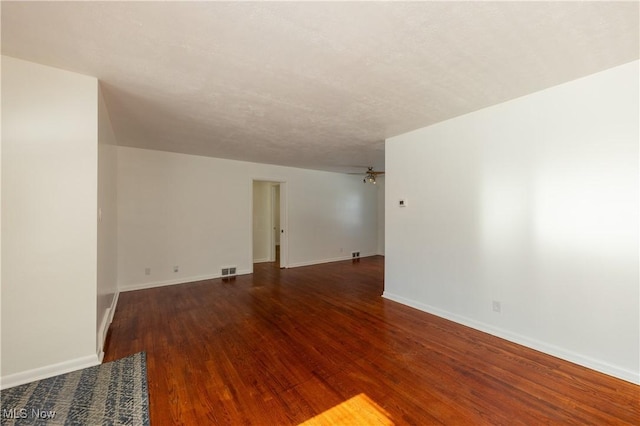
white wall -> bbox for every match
[384,61,639,384]
[0,56,3,384]
[1,56,99,384]
[377,176,385,255]
[117,147,378,290]
[97,84,118,357]
[252,181,272,263]
[274,185,280,246]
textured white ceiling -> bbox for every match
[2,1,638,173]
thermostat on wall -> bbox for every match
[399,199,407,207]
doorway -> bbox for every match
[271,184,281,264]
[252,180,287,268]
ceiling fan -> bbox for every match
[349,166,385,184]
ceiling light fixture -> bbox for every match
[354,166,383,184]
[364,173,376,184]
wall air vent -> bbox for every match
[221,266,238,277]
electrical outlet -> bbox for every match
[145,267,151,276]
[492,300,501,313]
[173,265,179,273]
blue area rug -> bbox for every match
[1,352,149,425]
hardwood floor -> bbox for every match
[104,256,639,425]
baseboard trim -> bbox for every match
[120,269,252,292]
[97,291,120,357]
[1,354,101,390]
[288,253,377,269]
[382,292,639,385]
[121,256,379,290]
[108,291,119,325]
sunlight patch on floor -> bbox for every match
[299,393,394,425]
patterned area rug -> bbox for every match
[1,352,149,425]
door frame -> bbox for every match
[252,178,288,268]
[269,183,279,263]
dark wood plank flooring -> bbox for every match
[104,256,639,425]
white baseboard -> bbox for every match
[382,292,639,385]
[0,354,101,390]
[108,291,119,325]
[120,269,252,292]
[120,255,378,290]
[121,254,379,292]
[97,291,120,357]
[288,253,377,268]
[253,257,271,264]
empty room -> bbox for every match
[1,2,638,425]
